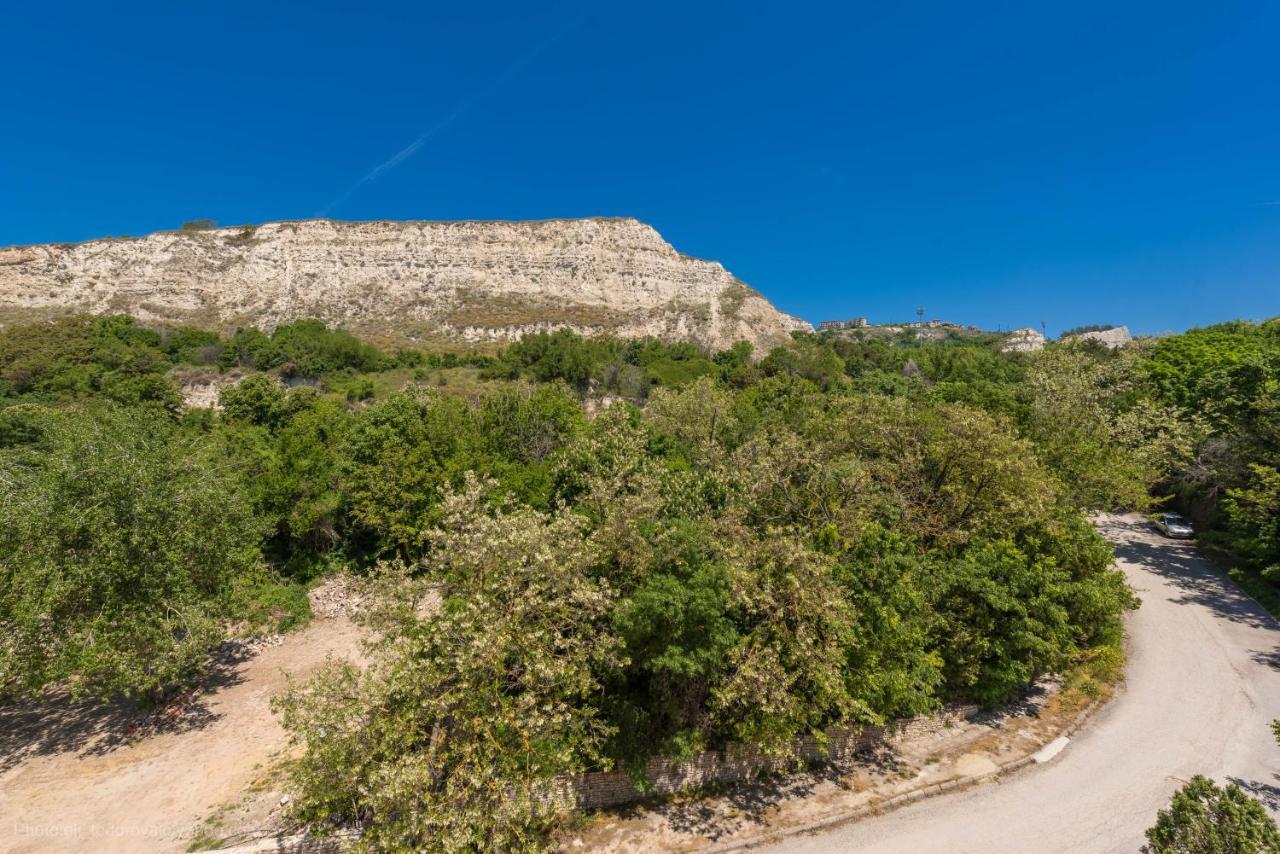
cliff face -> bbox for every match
[1064,326,1132,348]
[1000,328,1046,352]
[0,218,809,352]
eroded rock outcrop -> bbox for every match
[1064,325,1132,348]
[0,218,809,352]
[1000,328,1046,352]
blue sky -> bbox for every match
[2,1,1278,335]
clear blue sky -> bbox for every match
[3,1,1278,335]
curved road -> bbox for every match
[766,514,1280,853]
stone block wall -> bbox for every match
[554,704,980,811]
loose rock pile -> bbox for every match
[307,575,365,620]
[217,634,286,657]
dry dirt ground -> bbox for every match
[0,586,363,854]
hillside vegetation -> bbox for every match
[1,313,1276,851]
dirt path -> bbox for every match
[762,514,1280,853]
[0,611,362,853]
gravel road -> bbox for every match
[765,513,1280,853]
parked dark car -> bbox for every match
[1154,512,1195,539]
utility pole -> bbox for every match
[915,306,925,326]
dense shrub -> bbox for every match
[221,319,386,376]
[275,480,623,851]
[1143,775,1280,853]
[0,405,270,701]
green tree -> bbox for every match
[1026,347,1198,509]
[101,372,184,414]
[709,530,863,754]
[1222,465,1280,576]
[0,406,269,700]
[219,374,287,428]
[760,336,847,390]
[275,478,623,852]
[1143,775,1280,853]
[338,389,478,554]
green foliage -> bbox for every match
[487,330,725,397]
[610,558,739,757]
[219,374,287,427]
[1025,347,1200,509]
[338,389,479,553]
[1140,321,1277,411]
[0,313,1180,848]
[834,527,943,719]
[221,320,386,376]
[255,391,353,564]
[101,372,184,413]
[708,532,864,753]
[274,480,623,852]
[1143,775,1280,853]
[1222,465,1280,573]
[1060,323,1116,338]
[0,406,269,701]
[226,576,312,635]
[760,335,847,389]
[1138,318,1280,596]
[933,538,1072,703]
[0,315,174,402]
[487,328,602,386]
[162,326,224,364]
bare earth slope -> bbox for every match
[0,218,809,351]
[766,514,1280,854]
[0,613,363,853]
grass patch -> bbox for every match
[186,806,230,852]
[186,826,226,852]
[227,577,311,636]
[717,281,754,319]
[1050,634,1126,720]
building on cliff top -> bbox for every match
[818,317,868,330]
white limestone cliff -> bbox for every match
[1063,325,1132,348]
[0,218,810,352]
[1000,328,1046,352]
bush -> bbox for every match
[221,320,386,376]
[1143,775,1280,853]
[220,375,286,427]
[0,406,269,701]
[275,480,623,851]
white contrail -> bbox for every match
[316,12,587,217]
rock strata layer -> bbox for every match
[0,218,809,351]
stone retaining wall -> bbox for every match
[556,705,980,811]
